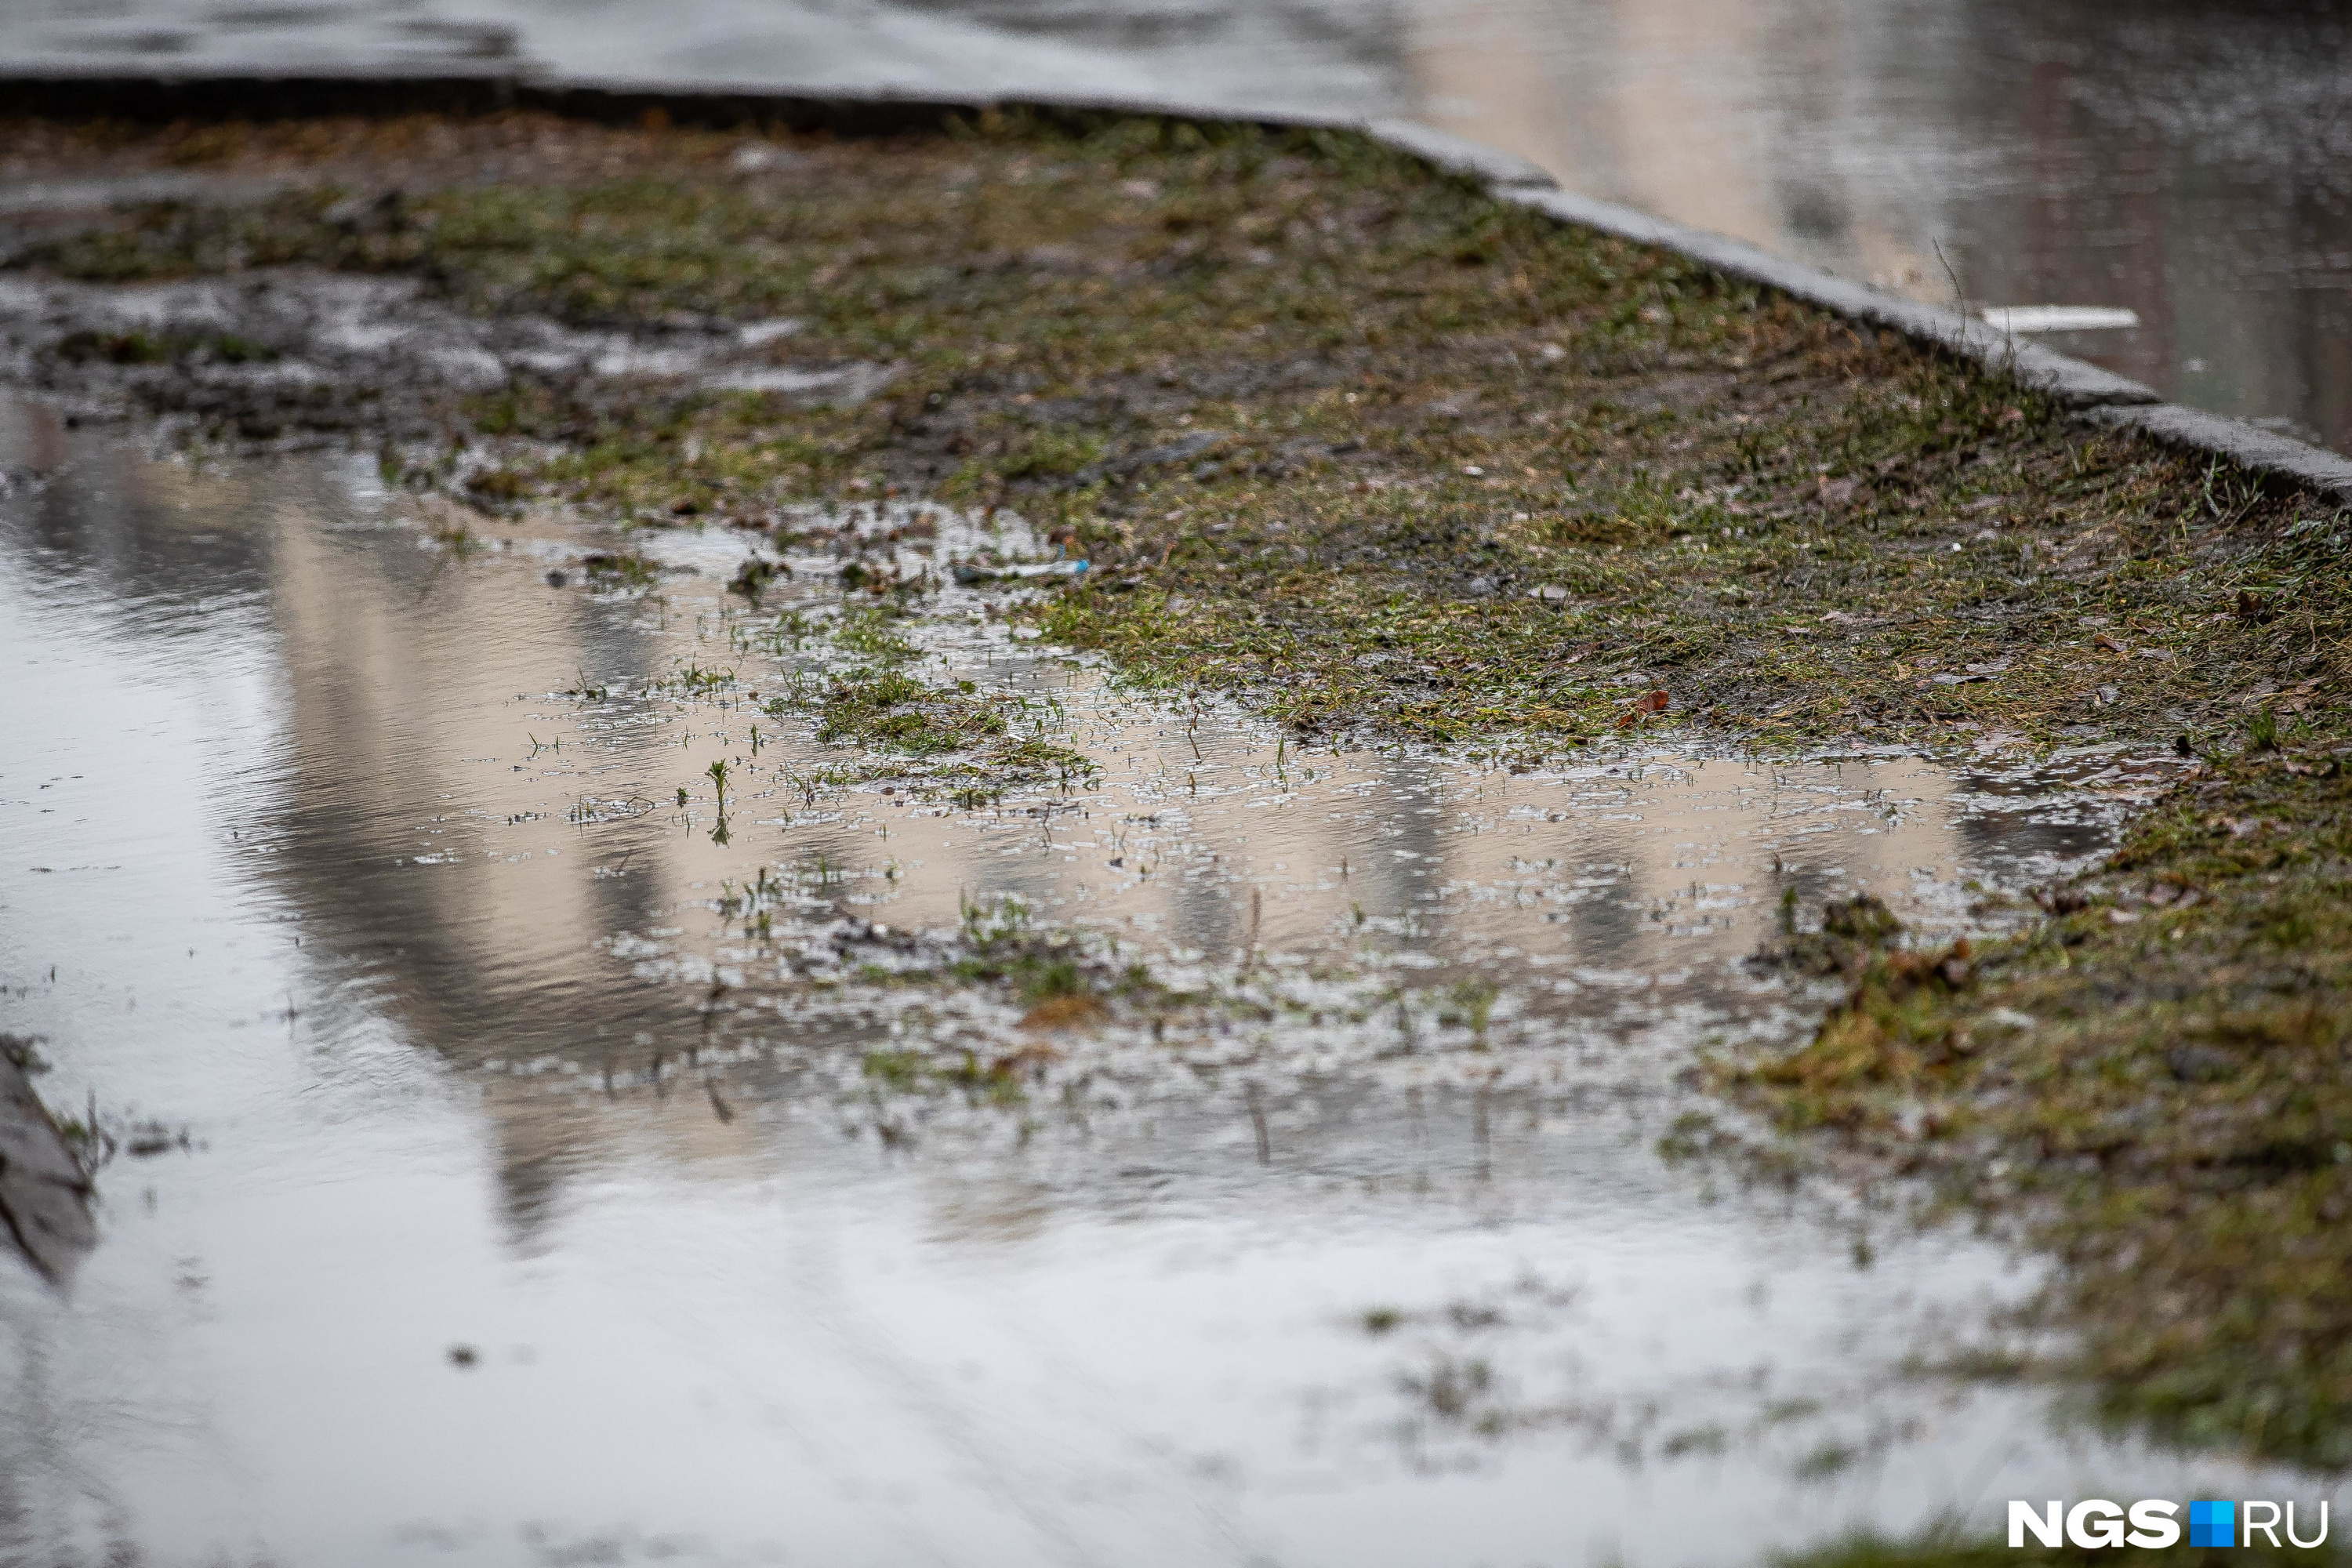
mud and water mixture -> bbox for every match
[2,113,2350,1566]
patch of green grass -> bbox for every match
[799,666,1004,754]
[985,735,1098,783]
[942,426,1109,501]
[777,666,1098,788]
[580,549,661,590]
[27,111,2343,754]
[1034,355,2350,746]
[662,659,735,694]
[728,556,786,605]
[425,514,487,557]
[464,466,530,504]
[518,401,852,521]
[861,1049,927,1091]
[859,1043,1033,1105]
[833,604,918,662]
[944,892,1160,1022]
[1730,746,2352,1467]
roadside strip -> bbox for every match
[5,66,2347,499]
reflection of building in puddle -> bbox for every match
[257,499,755,1236]
[1950,3,2352,448]
[253,506,2120,1238]
[1396,0,2352,454]
[1400,0,1951,296]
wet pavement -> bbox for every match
[2,394,2339,1565]
[5,0,2351,458]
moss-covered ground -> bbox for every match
[1729,740,2352,1468]
[7,107,2352,1477]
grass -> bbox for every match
[1728,741,2352,1467]
[1033,364,2347,747]
[579,549,661,590]
[843,897,1158,1102]
[831,604,918,663]
[16,111,2343,755]
[944,892,1158,1033]
[776,665,1095,785]
[800,666,1006,754]
[860,1044,1040,1106]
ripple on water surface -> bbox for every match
[0,399,2312,1567]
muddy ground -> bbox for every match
[4,107,2350,1556]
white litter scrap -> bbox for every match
[953,558,1088,584]
[1980,305,2141,334]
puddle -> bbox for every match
[0,268,870,426]
[0,395,2330,1566]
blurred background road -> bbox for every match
[7,0,2350,456]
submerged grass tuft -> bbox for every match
[776,666,1097,787]
[1731,745,2352,1467]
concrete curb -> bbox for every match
[1502,187,2163,412]
[2079,402,2352,499]
[2,65,2347,501]
[1362,119,1560,191]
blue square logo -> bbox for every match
[2190,1500,2236,1548]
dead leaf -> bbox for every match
[1019,994,1110,1032]
[1613,689,1671,728]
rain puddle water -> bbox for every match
[0,395,2325,1566]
